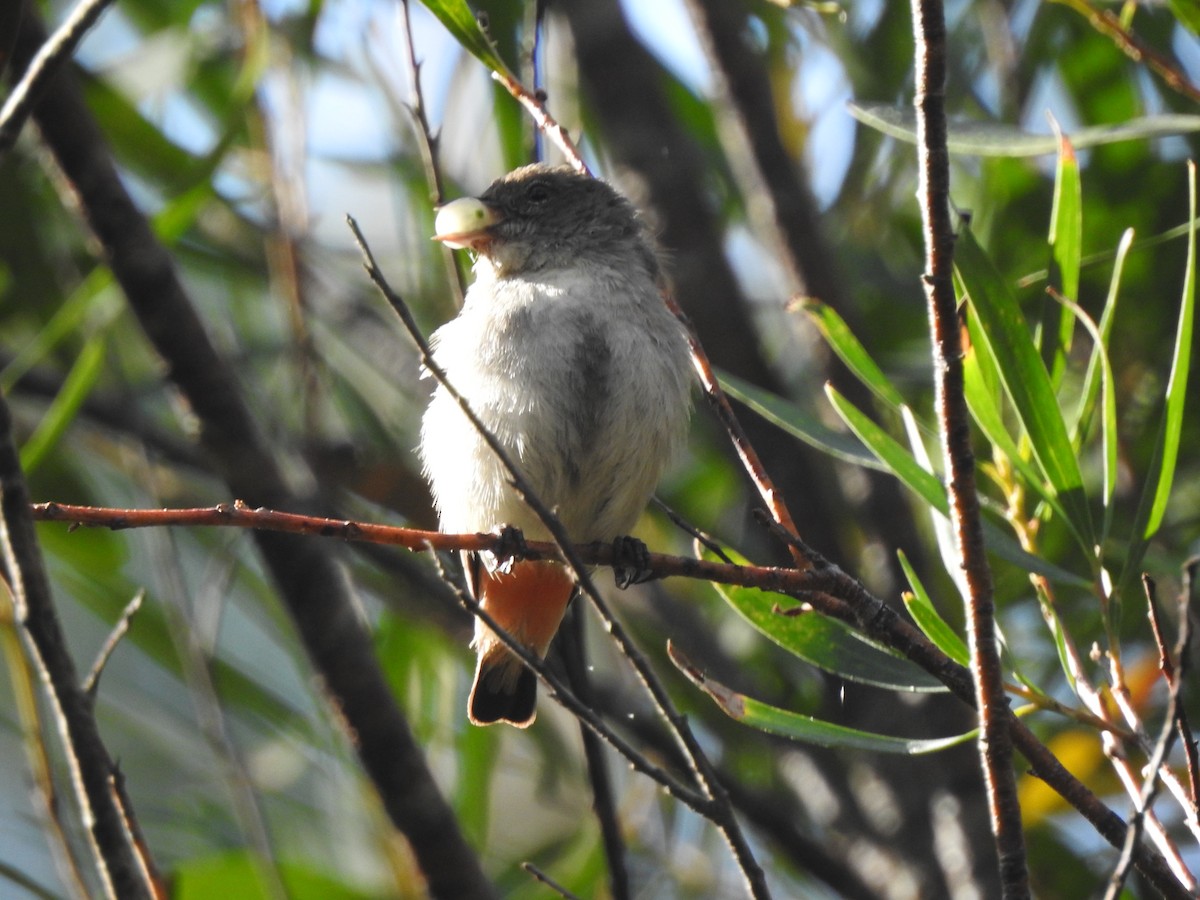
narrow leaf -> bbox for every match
[826,386,946,512]
[20,337,107,473]
[1045,130,1082,386]
[849,103,1200,157]
[805,301,907,409]
[706,548,946,692]
[829,386,1091,588]
[1124,162,1196,584]
[719,370,883,469]
[670,644,972,754]
[416,0,514,78]
[897,551,970,666]
[956,229,1094,545]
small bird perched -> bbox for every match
[421,164,693,727]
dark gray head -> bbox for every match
[433,164,657,277]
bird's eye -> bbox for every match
[526,182,551,205]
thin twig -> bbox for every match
[490,71,588,174]
[395,0,464,306]
[1146,568,1200,815]
[665,294,811,571]
[1103,570,1194,899]
[521,863,583,900]
[81,591,143,698]
[0,0,118,156]
[348,215,772,899]
[651,496,734,565]
[560,607,631,900]
[910,0,1027,894]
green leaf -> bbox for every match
[19,335,107,474]
[849,103,1200,157]
[805,301,907,409]
[829,385,1091,588]
[1168,0,1200,35]
[1049,132,1083,307]
[897,551,970,666]
[1073,228,1131,516]
[671,645,971,754]
[416,0,514,78]
[955,229,1094,547]
[174,851,373,900]
[1124,163,1197,582]
[705,547,947,692]
[826,386,946,511]
[718,370,883,469]
[1056,297,1119,528]
[1044,131,1082,387]
[962,307,1080,546]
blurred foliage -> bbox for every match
[1,0,1199,897]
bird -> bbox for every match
[420,163,693,727]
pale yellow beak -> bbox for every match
[432,197,501,250]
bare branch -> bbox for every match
[81,591,143,698]
[910,0,1026,893]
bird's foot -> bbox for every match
[492,524,529,573]
[611,535,653,589]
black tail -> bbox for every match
[468,653,537,728]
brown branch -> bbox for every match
[490,70,588,174]
[1053,0,1200,106]
[666,294,811,571]
[909,0,1027,894]
[9,10,496,897]
[27,498,1193,895]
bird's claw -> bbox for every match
[612,535,653,589]
[492,525,529,573]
